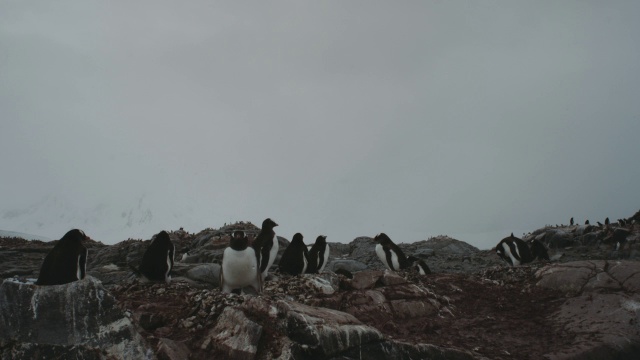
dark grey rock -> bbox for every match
[0,276,153,359]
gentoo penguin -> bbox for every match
[36,229,88,285]
[605,217,610,226]
[585,220,590,225]
[220,230,262,293]
[570,217,574,226]
[251,218,279,280]
[279,233,309,275]
[528,239,550,261]
[597,221,603,228]
[307,235,330,274]
[495,233,533,266]
[407,255,431,275]
[139,231,175,283]
[373,233,410,271]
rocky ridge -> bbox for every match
[0,213,639,359]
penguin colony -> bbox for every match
[34,212,634,288]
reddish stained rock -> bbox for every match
[203,307,262,360]
[380,270,408,286]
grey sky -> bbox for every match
[1,1,639,249]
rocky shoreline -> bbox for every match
[1,214,639,359]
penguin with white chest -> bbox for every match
[220,230,262,293]
[373,233,411,271]
[407,255,431,275]
[36,229,89,285]
[307,235,329,274]
[251,218,279,280]
[279,233,309,276]
[495,233,549,266]
[139,231,175,283]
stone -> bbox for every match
[156,338,190,360]
[325,259,369,274]
[205,307,262,360]
[185,263,221,286]
[350,270,383,290]
[0,277,152,359]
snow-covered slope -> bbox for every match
[0,194,212,244]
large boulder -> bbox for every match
[536,260,640,359]
[0,276,153,359]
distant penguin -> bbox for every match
[570,217,574,226]
[597,221,603,227]
[605,217,610,226]
[495,233,533,266]
[252,218,279,280]
[139,231,175,283]
[220,230,262,293]
[373,233,410,271]
[307,235,330,274]
[407,255,431,275]
[36,229,88,285]
[279,233,309,275]
[585,220,590,225]
[179,247,190,262]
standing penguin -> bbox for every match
[252,218,279,280]
[307,235,330,274]
[220,230,262,293]
[279,233,309,275]
[139,231,175,283]
[605,217,610,226]
[36,229,89,285]
[570,217,574,226]
[373,233,410,271]
[495,233,532,266]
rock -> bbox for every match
[204,307,262,360]
[277,300,385,359]
[350,270,384,290]
[325,259,369,273]
[185,263,221,286]
[405,236,479,256]
[0,276,153,359]
[156,338,190,360]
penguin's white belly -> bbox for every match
[222,248,258,288]
[375,244,391,270]
[301,252,308,274]
[502,243,521,266]
[319,244,330,272]
[262,236,279,278]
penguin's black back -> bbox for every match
[252,218,277,273]
[495,234,533,265]
[139,231,175,282]
[36,229,88,285]
[279,233,308,275]
[307,235,327,274]
[529,239,550,261]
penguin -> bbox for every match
[495,233,533,266]
[139,231,175,284]
[585,220,590,225]
[251,218,279,280]
[407,255,431,275]
[179,247,190,262]
[528,239,550,261]
[570,217,574,226]
[605,217,610,226]
[36,229,88,285]
[307,235,330,274]
[279,233,309,275]
[220,230,262,293]
[597,221,603,228]
[373,233,411,271]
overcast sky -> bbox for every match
[1,1,639,249]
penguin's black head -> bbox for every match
[291,233,304,244]
[262,218,278,229]
[59,229,88,245]
[373,233,392,245]
[230,231,249,250]
[315,235,327,245]
[152,231,171,244]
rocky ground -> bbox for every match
[1,211,639,359]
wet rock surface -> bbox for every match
[0,219,639,359]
